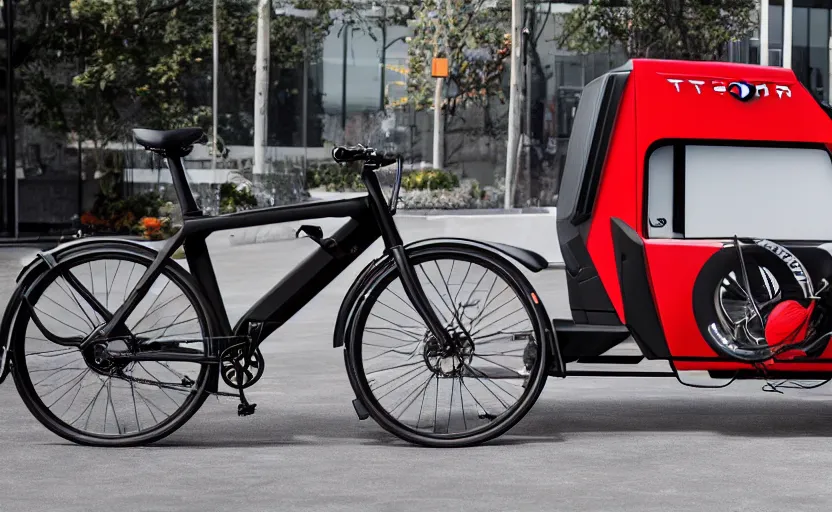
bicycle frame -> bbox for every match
[75,149,453,363]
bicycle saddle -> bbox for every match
[133,127,207,154]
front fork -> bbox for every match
[361,164,453,347]
[388,245,453,345]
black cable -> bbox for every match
[762,379,831,394]
[675,371,738,389]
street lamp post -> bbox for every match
[273,5,316,175]
[3,0,16,237]
[783,0,793,68]
[253,0,270,176]
[760,0,769,66]
[212,0,219,175]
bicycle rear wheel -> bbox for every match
[344,245,549,447]
[10,244,216,447]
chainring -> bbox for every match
[220,345,265,389]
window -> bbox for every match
[646,144,832,241]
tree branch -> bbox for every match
[143,0,189,20]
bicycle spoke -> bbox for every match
[365,359,424,376]
[57,369,90,415]
[390,373,434,420]
[357,252,544,442]
[46,369,89,409]
[373,301,425,329]
[19,253,209,441]
[33,306,87,335]
[364,326,423,342]
[124,263,137,302]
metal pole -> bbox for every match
[253,0,270,175]
[341,24,348,134]
[432,77,444,169]
[379,7,386,112]
[828,16,832,102]
[77,28,84,224]
[760,0,769,65]
[504,0,523,210]
[302,28,308,173]
[4,0,16,237]
[783,0,793,68]
[212,0,219,173]
[523,17,532,206]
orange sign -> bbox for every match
[431,58,449,78]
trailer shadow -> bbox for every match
[513,394,832,439]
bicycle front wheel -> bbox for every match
[10,244,216,447]
[345,244,549,447]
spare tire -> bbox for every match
[692,241,810,362]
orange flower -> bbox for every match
[141,217,163,230]
[80,212,104,226]
[139,216,167,240]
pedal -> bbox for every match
[352,398,370,420]
[237,402,257,416]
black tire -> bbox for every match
[344,245,549,447]
[10,244,217,447]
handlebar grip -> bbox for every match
[332,145,366,162]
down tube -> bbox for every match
[233,214,381,341]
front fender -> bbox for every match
[405,237,549,272]
[332,255,393,348]
[0,238,181,385]
[332,238,549,349]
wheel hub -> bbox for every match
[80,329,132,376]
[423,331,474,377]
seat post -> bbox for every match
[166,152,201,216]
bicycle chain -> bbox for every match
[113,371,240,398]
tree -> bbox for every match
[15,0,355,197]
[558,0,757,60]
[405,0,511,169]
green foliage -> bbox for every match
[401,169,459,191]
[81,190,166,234]
[404,0,511,113]
[306,162,365,191]
[219,182,258,214]
[558,0,757,60]
[17,0,356,150]
[93,191,165,222]
[400,178,503,209]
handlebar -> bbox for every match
[331,144,399,168]
[331,144,403,214]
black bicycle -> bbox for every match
[0,127,557,447]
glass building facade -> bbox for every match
[0,0,829,239]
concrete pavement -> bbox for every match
[2,236,832,511]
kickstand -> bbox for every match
[233,357,256,416]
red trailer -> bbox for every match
[555,58,832,380]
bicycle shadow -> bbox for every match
[146,393,832,449]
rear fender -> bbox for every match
[0,238,223,386]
